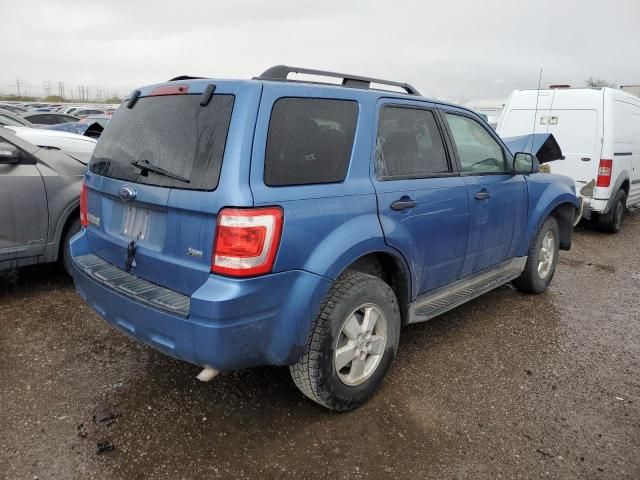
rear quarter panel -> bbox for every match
[249,83,411,284]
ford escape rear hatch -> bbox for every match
[84,87,236,295]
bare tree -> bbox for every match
[585,77,616,88]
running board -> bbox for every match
[408,257,527,324]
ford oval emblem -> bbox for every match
[118,185,137,202]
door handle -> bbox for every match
[474,190,491,200]
[390,197,417,211]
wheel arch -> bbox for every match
[524,183,579,255]
[548,202,576,251]
[52,200,80,261]
[338,250,413,326]
[603,171,631,213]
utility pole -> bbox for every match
[16,77,21,97]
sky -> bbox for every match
[2,0,639,103]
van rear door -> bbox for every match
[83,81,261,295]
[544,109,601,188]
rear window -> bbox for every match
[264,98,358,186]
[89,94,234,190]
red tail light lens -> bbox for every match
[80,182,88,227]
[596,159,613,187]
[212,207,283,277]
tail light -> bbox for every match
[212,207,283,277]
[596,159,613,187]
[80,182,88,227]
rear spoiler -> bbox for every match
[501,133,564,164]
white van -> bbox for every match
[497,87,640,232]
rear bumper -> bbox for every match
[70,230,331,370]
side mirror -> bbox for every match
[513,152,540,174]
[0,141,22,165]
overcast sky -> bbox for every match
[2,0,639,102]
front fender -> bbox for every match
[521,173,579,256]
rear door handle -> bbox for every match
[390,197,417,211]
[474,190,491,200]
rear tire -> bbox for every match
[596,189,626,233]
[61,217,81,276]
[290,271,400,411]
[513,216,559,294]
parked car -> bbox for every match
[6,126,97,160]
[497,87,640,232]
[0,108,33,127]
[43,115,110,139]
[0,103,28,114]
[70,66,579,411]
[22,112,80,126]
[0,127,85,273]
[79,115,111,129]
[61,106,82,115]
[73,108,105,118]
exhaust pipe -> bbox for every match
[196,367,220,382]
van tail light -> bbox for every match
[80,182,88,227]
[211,207,283,277]
[596,159,613,187]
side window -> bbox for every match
[264,98,358,186]
[376,106,449,179]
[445,113,507,173]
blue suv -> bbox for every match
[71,66,579,411]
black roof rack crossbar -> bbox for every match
[257,65,421,96]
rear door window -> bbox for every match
[264,98,358,186]
[376,106,449,179]
[89,94,234,190]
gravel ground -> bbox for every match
[1,212,638,479]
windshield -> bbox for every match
[89,94,234,190]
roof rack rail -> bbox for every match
[257,65,421,96]
[167,75,209,82]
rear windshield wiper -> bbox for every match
[130,159,191,184]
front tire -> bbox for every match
[513,216,560,294]
[596,189,626,233]
[290,271,400,411]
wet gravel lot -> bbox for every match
[1,213,638,479]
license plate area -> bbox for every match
[121,205,150,240]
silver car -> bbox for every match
[0,127,85,273]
